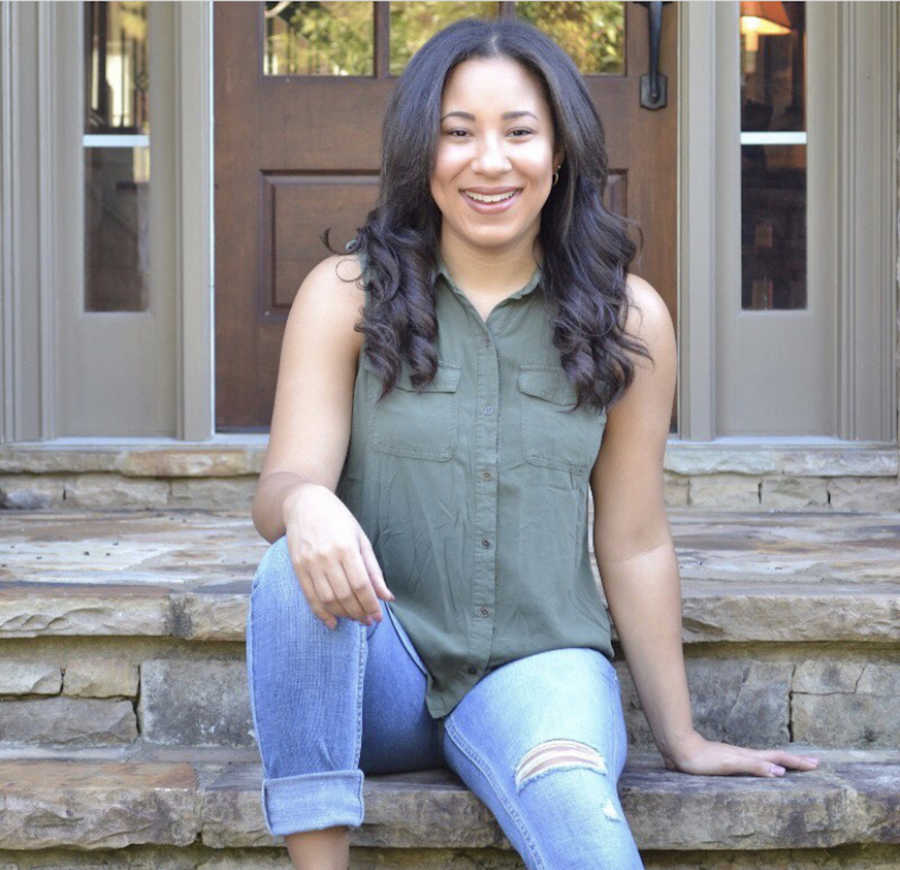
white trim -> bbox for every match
[836,2,897,440]
[82,134,150,148]
[0,1,13,442]
[739,131,807,145]
[37,2,56,438]
[175,0,214,440]
[676,0,717,440]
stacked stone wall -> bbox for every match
[1,636,896,752]
[1,445,899,511]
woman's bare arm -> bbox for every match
[590,274,818,776]
[252,254,393,628]
[252,254,365,541]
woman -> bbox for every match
[247,17,818,870]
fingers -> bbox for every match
[730,747,820,778]
[283,511,393,630]
[678,738,821,779]
[338,546,384,624]
[308,546,385,628]
[758,749,820,771]
[297,566,342,630]
[359,532,394,602]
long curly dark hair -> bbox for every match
[340,17,651,410]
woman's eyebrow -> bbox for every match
[440,110,540,122]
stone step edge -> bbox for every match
[2,441,897,477]
[0,580,896,643]
[0,751,896,853]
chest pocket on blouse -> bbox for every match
[517,365,606,472]
[367,360,462,461]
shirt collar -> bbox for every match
[435,254,543,302]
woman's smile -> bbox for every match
[460,187,523,211]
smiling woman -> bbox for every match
[247,15,819,870]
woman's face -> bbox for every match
[430,55,560,256]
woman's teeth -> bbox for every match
[464,190,517,203]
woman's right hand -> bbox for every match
[282,481,395,630]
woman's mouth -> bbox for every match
[461,188,522,212]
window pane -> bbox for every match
[740,1,806,310]
[84,147,151,312]
[516,2,625,75]
[264,2,374,76]
[741,144,806,310]
[390,2,498,76]
[84,1,149,312]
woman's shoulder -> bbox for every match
[287,254,365,351]
[299,252,366,302]
[622,272,674,351]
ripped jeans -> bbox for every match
[247,537,644,870]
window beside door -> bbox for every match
[83,1,151,313]
[739,1,806,311]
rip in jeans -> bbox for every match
[514,739,622,821]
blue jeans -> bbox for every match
[247,537,644,869]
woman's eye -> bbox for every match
[509,128,534,138]
[444,129,470,138]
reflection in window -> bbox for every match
[84,1,150,312]
[264,2,374,76]
[739,2,806,310]
[389,2,498,76]
[516,2,625,75]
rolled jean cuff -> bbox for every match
[262,769,364,836]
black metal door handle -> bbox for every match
[636,1,672,110]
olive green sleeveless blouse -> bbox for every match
[336,257,613,718]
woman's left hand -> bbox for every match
[665,730,819,778]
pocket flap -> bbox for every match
[517,367,578,406]
[398,363,461,393]
[364,354,462,393]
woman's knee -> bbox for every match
[250,536,314,619]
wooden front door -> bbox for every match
[215,1,677,430]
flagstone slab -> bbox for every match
[0,752,897,852]
[1,510,898,644]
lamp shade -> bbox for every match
[740,1,792,36]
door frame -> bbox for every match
[0,1,895,447]
[0,0,213,441]
[677,0,897,442]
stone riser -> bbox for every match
[4,470,900,510]
[0,844,897,870]
[1,637,897,751]
[1,442,897,511]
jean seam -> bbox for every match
[444,717,546,870]
[354,619,367,770]
[246,581,271,831]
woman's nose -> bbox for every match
[473,135,511,174]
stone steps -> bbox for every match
[0,510,898,753]
[0,510,900,749]
[0,508,898,866]
[0,748,897,859]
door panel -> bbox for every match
[215,1,677,430]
